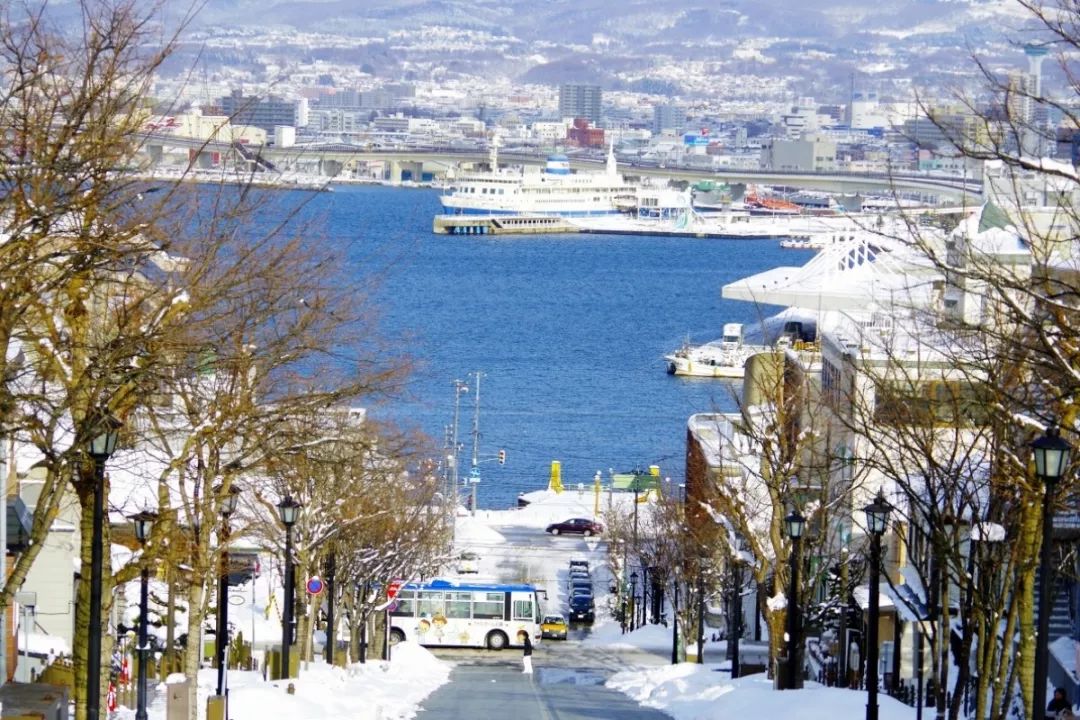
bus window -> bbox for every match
[391,590,416,617]
[418,591,446,619]
[512,598,533,621]
[473,592,504,619]
[447,592,471,619]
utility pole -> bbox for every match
[470,371,483,468]
[469,372,484,516]
[449,379,468,528]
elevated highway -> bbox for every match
[139,133,981,202]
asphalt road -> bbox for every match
[423,526,672,718]
[417,642,672,719]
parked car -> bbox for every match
[570,587,593,602]
[541,614,568,640]
[569,559,590,571]
[545,518,603,536]
[569,578,592,594]
[455,551,479,574]
[568,595,595,624]
[569,568,591,581]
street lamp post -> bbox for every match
[731,553,743,679]
[325,551,337,665]
[629,572,638,632]
[696,554,707,664]
[131,511,156,720]
[671,578,680,665]
[86,416,121,720]
[215,485,241,700]
[641,566,649,628]
[864,491,893,720]
[1032,424,1071,720]
[784,509,806,690]
[277,496,302,682]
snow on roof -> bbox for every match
[22,631,70,659]
[723,231,938,312]
[687,413,741,469]
[852,582,895,612]
[953,202,1029,257]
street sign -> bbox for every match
[387,579,404,599]
[306,576,324,596]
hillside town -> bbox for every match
[0,2,1078,720]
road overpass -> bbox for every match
[139,133,981,202]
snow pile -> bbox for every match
[456,516,507,544]
[583,621,677,655]
[115,641,450,720]
[608,667,918,720]
[476,487,653,528]
[228,642,450,720]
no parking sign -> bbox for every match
[306,576,324,596]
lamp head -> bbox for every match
[130,510,157,544]
[88,413,122,460]
[784,509,807,540]
[217,484,242,517]
[276,495,302,527]
[863,491,892,536]
[1033,424,1071,484]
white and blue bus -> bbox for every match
[389,579,542,650]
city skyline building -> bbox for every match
[653,104,685,135]
[559,84,602,126]
[216,90,307,132]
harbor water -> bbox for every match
[303,185,810,509]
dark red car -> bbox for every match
[545,518,603,536]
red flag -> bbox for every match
[107,682,117,712]
[119,657,130,686]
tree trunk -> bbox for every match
[343,593,358,662]
[990,584,1021,720]
[1015,500,1040,720]
[936,570,950,720]
[182,578,209,720]
[72,478,113,720]
[765,576,787,688]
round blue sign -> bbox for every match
[306,576,324,596]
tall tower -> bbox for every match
[1022,45,1050,157]
[1024,44,1049,100]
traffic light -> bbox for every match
[498,449,506,465]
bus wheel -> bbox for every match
[486,630,509,650]
[389,629,406,645]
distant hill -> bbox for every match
[192,0,1036,45]
[40,0,1052,98]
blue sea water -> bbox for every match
[301,184,811,509]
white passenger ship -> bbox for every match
[440,141,684,218]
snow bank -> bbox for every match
[115,641,450,720]
[228,643,450,720]
[456,516,507,544]
[608,666,918,720]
